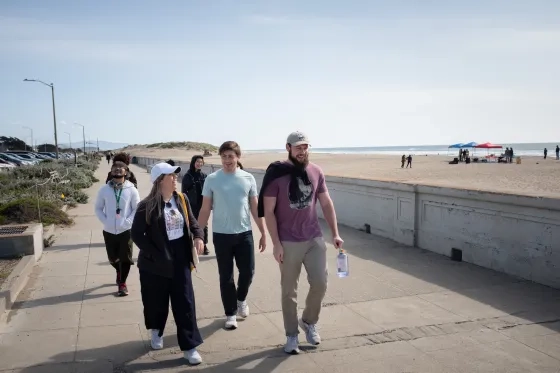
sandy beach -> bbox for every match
[124,146,560,198]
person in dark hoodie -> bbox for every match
[181,155,209,255]
[106,152,138,188]
[258,131,343,354]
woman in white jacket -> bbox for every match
[94,161,140,296]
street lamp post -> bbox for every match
[23,79,59,159]
[74,122,86,155]
[22,126,33,151]
[64,131,72,150]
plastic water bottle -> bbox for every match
[337,249,349,277]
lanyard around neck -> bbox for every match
[114,188,123,208]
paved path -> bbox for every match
[1,164,560,372]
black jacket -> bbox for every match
[131,191,204,278]
[181,170,206,215]
[257,161,311,217]
[106,170,138,189]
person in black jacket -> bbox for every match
[181,155,209,255]
[131,162,205,365]
[105,152,138,188]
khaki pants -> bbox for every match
[280,237,328,336]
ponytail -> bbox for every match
[237,161,244,170]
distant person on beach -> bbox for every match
[181,155,210,255]
[106,153,111,164]
[258,131,343,354]
[94,161,140,297]
[105,152,138,188]
[505,148,510,162]
[406,154,412,168]
[544,148,548,159]
[131,162,205,365]
[556,145,559,160]
[401,154,406,168]
[196,141,267,330]
[510,147,514,163]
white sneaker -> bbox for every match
[150,329,163,350]
[225,315,238,330]
[184,348,202,365]
[237,300,250,318]
[299,318,321,345]
[284,336,300,354]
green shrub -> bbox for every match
[0,158,100,225]
[0,197,73,226]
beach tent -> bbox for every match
[474,142,503,157]
[462,142,478,148]
[475,142,503,149]
[447,143,464,155]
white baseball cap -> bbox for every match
[150,162,182,183]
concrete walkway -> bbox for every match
[1,164,560,372]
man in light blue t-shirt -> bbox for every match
[197,141,266,330]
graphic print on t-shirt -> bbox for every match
[164,200,184,241]
[288,176,313,210]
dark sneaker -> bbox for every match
[118,284,128,297]
[203,246,210,255]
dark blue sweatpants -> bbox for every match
[139,239,202,351]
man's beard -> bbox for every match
[112,171,125,181]
[288,152,309,170]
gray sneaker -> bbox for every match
[299,318,321,345]
[283,336,300,354]
[237,300,250,318]
[225,316,238,330]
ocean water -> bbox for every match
[247,143,560,157]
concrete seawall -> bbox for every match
[134,156,560,289]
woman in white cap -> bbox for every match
[131,162,205,365]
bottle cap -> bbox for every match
[339,248,345,253]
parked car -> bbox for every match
[39,152,57,159]
[8,153,41,164]
[0,158,16,169]
[0,153,32,166]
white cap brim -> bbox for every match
[150,163,182,183]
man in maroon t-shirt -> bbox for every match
[260,131,343,354]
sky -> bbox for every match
[0,0,559,150]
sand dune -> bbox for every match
[124,145,560,198]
